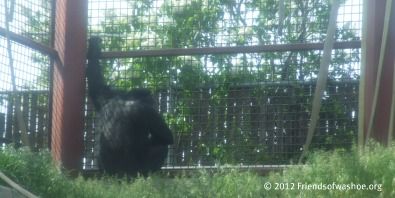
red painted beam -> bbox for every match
[362,0,395,144]
[51,0,87,173]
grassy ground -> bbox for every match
[0,142,394,198]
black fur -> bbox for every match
[87,37,173,177]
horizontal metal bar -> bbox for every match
[82,164,299,177]
[102,41,361,58]
[0,27,58,58]
[233,79,359,88]
[161,164,295,170]
[0,27,360,60]
[0,90,49,95]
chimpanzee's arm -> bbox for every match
[87,37,114,110]
[139,105,174,145]
[149,112,174,145]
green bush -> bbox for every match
[0,142,394,197]
[0,147,71,197]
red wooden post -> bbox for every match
[360,0,395,144]
[51,0,87,172]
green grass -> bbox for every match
[265,142,395,197]
[0,142,394,197]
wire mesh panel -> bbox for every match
[0,0,53,150]
[88,0,361,50]
[85,0,362,169]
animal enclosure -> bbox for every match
[83,0,362,169]
[0,0,362,170]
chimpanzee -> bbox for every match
[86,37,173,177]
